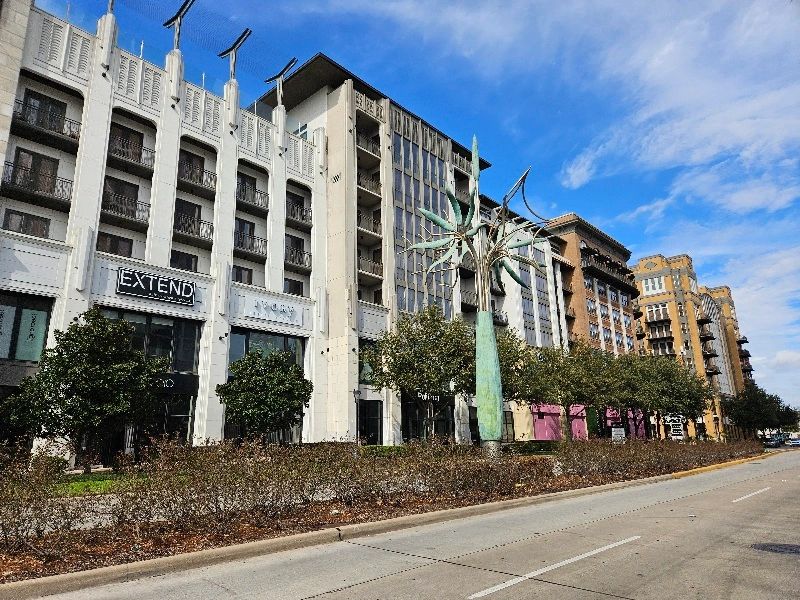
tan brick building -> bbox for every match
[632,255,751,440]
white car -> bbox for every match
[787,438,800,447]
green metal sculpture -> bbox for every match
[408,136,549,455]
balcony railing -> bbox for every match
[565,307,576,319]
[646,312,671,323]
[13,99,81,141]
[173,212,213,241]
[455,187,471,203]
[580,254,637,294]
[178,161,217,191]
[460,254,476,272]
[696,312,712,325]
[358,256,383,277]
[286,199,312,226]
[101,190,150,223]
[353,89,385,122]
[635,326,646,339]
[236,182,269,212]
[741,361,754,372]
[737,335,749,345]
[2,162,72,202]
[705,362,721,375]
[285,246,312,269]
[234,232,268,256]
[108,135,155,169]
[357,171,381,196]
[649,329,674,340]
[356,211,382,235]
[461,289,478,307]
[492,310,509,326]
[699,326,715,341]
[356,132,381,157]
[451,151,471,173]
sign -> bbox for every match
[152,373,199,395]
[611,423,626,443]
[248,298,303,327]
[116,268,195,306]
[663,414,686,440]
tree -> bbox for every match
[1,308,168,471]
[778,403,799,432]
[722,382,781,437]
[363,305,474,440]
[216,350,312,440]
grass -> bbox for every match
[56,472,130,496]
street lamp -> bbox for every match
[353,389,362,444]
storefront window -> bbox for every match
[229,328,305,368]
[0,293,52,363]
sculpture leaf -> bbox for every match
[445,188,464,226]
[408,238,454,251]
[501,259,528,289]
[418,208,456,232]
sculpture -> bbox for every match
[408,136,549,455]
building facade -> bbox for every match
[0,3,579,447]
[632,254,751,440]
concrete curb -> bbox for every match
[0,451,769,599]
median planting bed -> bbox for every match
[0,439,762,583]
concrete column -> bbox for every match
[0,0,32,166]
[192,79,238,443]
[265,104,287,290]
[53,12,117,329]
[145,49,183,267]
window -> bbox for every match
[96,232,133,258]
[103,176,140,217]
[501,410,515,443]
[283,278,304,296]
[620,293,629,307]
[589,323,600,340]
[101,308,200,372]
[603,327,612,342]
[109,122,145,162]
[609,288,618,303]
[234,217,256,250]
[229,328,305,368]
[285,233,304,251]
[22,89,67,132]
[597,282,606,297]
[0,292,52,362]
[642,276,665,296]
[3,209,49,238]
[612,309,621,324]
[13,147,58,193]
[178,148,204,173]
[170,250,197,272]
[232,265,253,285]
[584,275,593,290]
[236,172,258,203]
[646,303,669,321]
[600,304,609,319]
[292,123,307,139]
[175,198,200,220]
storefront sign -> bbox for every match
[248,298,303,326]
[152,373,199,395]
[611,423,626,443]
[116,268,195,306]
[664,414,686,440]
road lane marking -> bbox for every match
[467,536,641,599]
[731,487,771,503]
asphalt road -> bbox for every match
[44,450,800,600]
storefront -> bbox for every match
[0,290,53,389]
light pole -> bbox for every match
[353,388,362,444]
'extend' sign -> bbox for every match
[116,267,196,306]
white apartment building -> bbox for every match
[0,1,570,447]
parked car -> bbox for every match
[762,438,782,448]
[786,438,800,447]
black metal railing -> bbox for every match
[357,256,383,277]
[234,232,268,256]
[357,171,381,195]
[178,161,217,190]
[2,162,72,201]
[461,289,478,306]
[699,326,715,341]
[492,310,509,326]
[108,135,155,168]
[173,212,213,241]
[702,343,718,357]
[286,199,312,225]
[236,182,269,211]
[101,190,150,223]
[285,246,312,269]
[13,99,81,140]
[357,210,382,235]
[356,132,381,157]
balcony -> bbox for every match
[286,199,313,231]
[107,135,155,178]
[646,312,671,324]
[236,182,269,217]
[741,361,754,373]
[580,253,638,295]
[455,187,471,204]
[705,362,721,376]
[451,151,471,174]
[353,89,385,122]
[649,330,674,341]
[357,256,383,282]
[739,348,751,358]
[11,100,81,152]
[737,335,749,345]
[562,283,573,295]
[356,132,381,158]
[459,254,476,278]
[631,300,643,318]
[461,289,478,311]
[357,171,382,199]
[702,343,718,358]
[2,162,72,211]
[492,309,509,326]
[233,232,268,261]
[696,312,712,325]
[177,161,217,200]
[173,212,214,249]
[285,246,312,273]
[101,190,150,232]
[635,326,646,339]
[565,307,576,319]
[699,326,715,341]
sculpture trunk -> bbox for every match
[475,310,503,455]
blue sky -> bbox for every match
[44,0,800,407]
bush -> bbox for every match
[506,440,560,455]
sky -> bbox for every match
[42,0,800,408]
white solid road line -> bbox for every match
[731,487,771,503]
[467,536,641,599]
